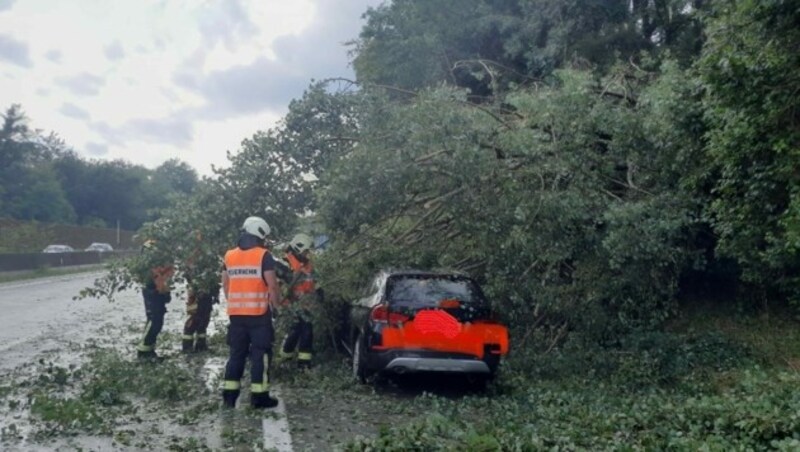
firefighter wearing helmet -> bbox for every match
[220,216,281,409]
[277,232,318,368]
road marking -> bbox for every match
[203,358,293,451]
[0,337,31,353]
[202,357,227,392]
[262,387,293,452]
[0,271,105,289]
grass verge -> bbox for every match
[281,308,800,451]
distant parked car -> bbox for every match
[349,270,509,385]
[42,244,75,253]
[85,242,114,252]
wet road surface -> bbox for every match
[0,272,484,451]
[0,272,295,451]
[0,272,142,371]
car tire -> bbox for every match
[352,332,369,384]
[483,347,501,380]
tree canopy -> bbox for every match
[83,0,799,343]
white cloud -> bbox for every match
[44,49,61,63]
[55,72,105,96]
[85,142,108,156]
[104,41,125,61]
[0,34,31,67]
[58,102,90,120]
[177,57,305,118]
[0,0,383,175]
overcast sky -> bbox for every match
[0,0,382,175]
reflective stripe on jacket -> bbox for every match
[224,247,271,316]
[286,253,315,297]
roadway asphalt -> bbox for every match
[0,272,294,451]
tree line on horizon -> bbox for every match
[0,104,199,231]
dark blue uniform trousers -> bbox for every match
[138,287,171,353]
[223,313,274,398]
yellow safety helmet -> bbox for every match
[290,233,314,253]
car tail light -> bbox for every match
[437,298,461,309]
[370,304,409,324]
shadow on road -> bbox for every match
[373,372,490,399]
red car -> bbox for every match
[349,270,509,384]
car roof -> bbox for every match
[44,245,73,251]
[382,269,472,279]
[366,269,475,290]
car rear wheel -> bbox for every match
[352,332,369,384]
[483,346,501,379]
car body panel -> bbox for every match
[350,270,509,379]
[85,242,113,252]
[385,357,491,374]
[42,245,74,253]
[375,318,509,359]
[364,349,493,375]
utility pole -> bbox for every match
[116,219,120,246]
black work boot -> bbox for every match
[137,350,161,361]
[194,337,208,352]
[222,390,239,408]
[181,339,194,353]
[250,392,279,409]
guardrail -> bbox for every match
[0,251,137,272]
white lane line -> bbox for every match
[0,337,33,353]
[203,358,293,451]
[202,357,227,392]
[0,271,105,289]
[262,387,293,452]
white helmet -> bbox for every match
[290,233,314,253]
[242,216,270,240]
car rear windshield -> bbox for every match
[385,275,487,309]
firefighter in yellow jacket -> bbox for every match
[221,216,281,409]
[277,233,317,368]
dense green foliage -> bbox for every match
[345,368,800,450]
[83,0,799,347]
[353,0,707,94]
[0,105,198,229]
[0,105,75,224]
[698,0,800,304]
[307,70,707,337]
[49,0,800,448]
[314,0,797,336]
